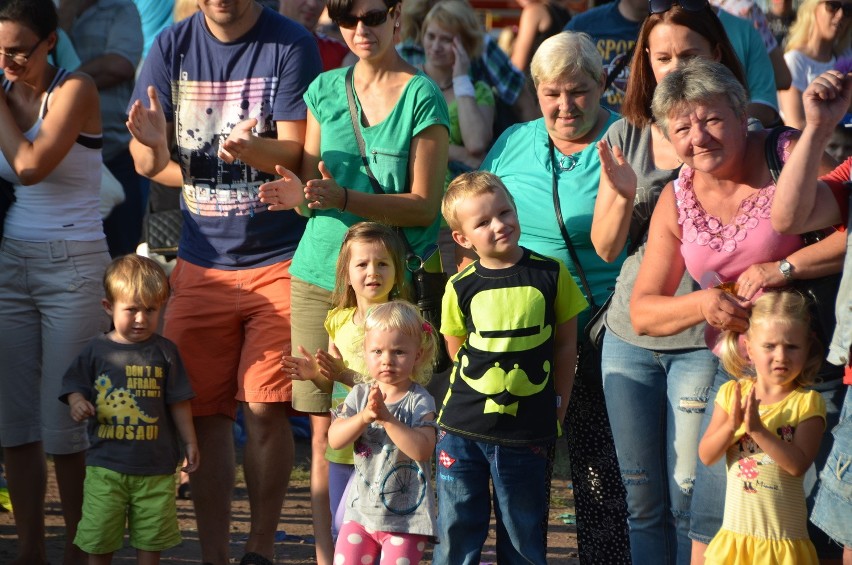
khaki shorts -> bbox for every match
[164,259,293,419]
[290,277,334,413]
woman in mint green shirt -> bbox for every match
[259,0,449,561]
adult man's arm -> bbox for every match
[127,86,183,187]
[218,117,307,175]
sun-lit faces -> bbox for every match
[104,297,162,344]
[422,21,456,68]
[536,71,605,146]
[646,23,720,84]
[745,318,810,391]
[347,240,397,306]
[364,327,421,389]
[451,188,522,268]
[665,94,746,174]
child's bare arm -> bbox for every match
[743,388,824,476]
[67,392,95,422]
[444,334,465,363]
[381,416,437,462]
[699,385,743,466]
[328,403,374,450]
[169,400,199,473]
[553,318,578,424]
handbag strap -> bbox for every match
[345,66,419,263]
[763,125,795,184]
[549,138,598,310]
[604,45,634,93]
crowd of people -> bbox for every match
[0,0,850,564]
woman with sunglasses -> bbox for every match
[628,56,845,564]
[592,6,748,564]
[0,0,110,563]
[780,0,852,129]
[258,0,449,562]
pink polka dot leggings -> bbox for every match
[334,520,429,564]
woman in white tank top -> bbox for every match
[0,1,110,563]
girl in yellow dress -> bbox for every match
[699,291,826,565]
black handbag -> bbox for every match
[345,67,452,373]
[764,125,842,349]
[145,208,183,258]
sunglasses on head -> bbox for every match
[649,0,709,14]
[336,6,393,29]
[822,1,852,17]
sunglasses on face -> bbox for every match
[336,6,393,29]
[648,0,709,14]
[822,1,852,17]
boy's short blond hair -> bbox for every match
[442,171,516,233]
[104,254,170,309]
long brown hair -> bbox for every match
[621,4,747,128]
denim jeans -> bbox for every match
[601,332,716,565]
[689,364,845,558]
[433,431,551,565]
[811,386,852,548]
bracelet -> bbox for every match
[340,187,348,212]
[453,75,475,98]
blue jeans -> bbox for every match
[811,385,852,548]
[689,365,845,558]
[433,431,551,565]
[602,332,716,565]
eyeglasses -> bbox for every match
[335,6,393,29]
[821,1,852,17]
[648,0,709,14]
[0,38,44,66]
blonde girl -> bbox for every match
[698,291,827,565]
[780,0,852,128]
[328,301,438,563]
[281,222,408,543]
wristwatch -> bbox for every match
[779,259,794,281]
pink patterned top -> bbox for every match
[674,131,803,349]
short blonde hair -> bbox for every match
[359,301,438,385]
[421,0,484,60]
[442,171,515,233]
[718,291,823,387]
[530,31,603,89]
[104,254,170,309]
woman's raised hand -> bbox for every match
[597,141,637,201]
[304,161,347,210]
[452,36,471,78]
[258,165,306,211]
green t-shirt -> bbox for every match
[290,68,450,291]
[481,114,624,328]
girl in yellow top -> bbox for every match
[699,291,826,565]
[281,222,409,543]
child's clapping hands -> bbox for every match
[361,384,393,425]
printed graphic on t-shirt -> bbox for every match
[94,369,162,441]
[175,77,278,217]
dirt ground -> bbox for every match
[0,437,580,564]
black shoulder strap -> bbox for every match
[549,138,598,310]
[604,45,634,93]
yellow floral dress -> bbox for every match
[704,379,826,565]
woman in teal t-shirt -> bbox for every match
[258,0,449,561]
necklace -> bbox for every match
[556,153,579,172]
[439,81,452,91]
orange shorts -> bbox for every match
[164,259,292,418]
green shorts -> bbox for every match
[74,466,181,554]
[290,277,334,413]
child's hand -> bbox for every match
[742,387,764,435]
[368,384,392,423]
[317,344,347,383]
[281,346,321,381]
[69,394,95,423]
[182,443,200,473]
